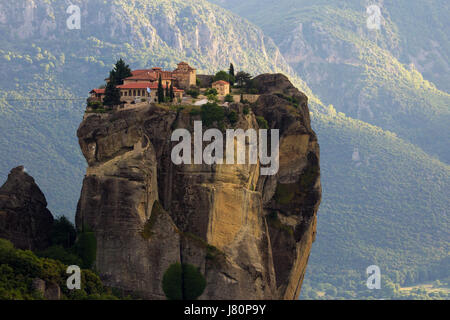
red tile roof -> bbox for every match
[212,80,229,85]
[90,89,105,94]
[131,69,152,76]
[117,82,183,91]
[125,73,158,81]
[125,70,174,81]
[117,82,155,89]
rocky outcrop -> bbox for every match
[0,166,54,251]
[32,278,61,300]
[76,74,321,299]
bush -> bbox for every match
[206,93,219,103]
[243,106,250,115]
[186,89,200,98]
[37,245,82,266]
[224,94,234,103]
[256,116,269,129]
[227,110,238,125]
[0,238,119,300]
[189,108,201,116]
[204,88,218,96]
[201,102,225,126]
[162,263,206,300]
[87,100,102,109]
[74,229,97,269]
[182,264,207,300]
[162,263,183,300]
[51,216,77,248]
[274,183,295,204]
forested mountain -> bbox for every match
[212,0,450,163]
[0,0,448,299]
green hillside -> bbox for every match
[211,0,450,163]
[212,0,450,91]
[303,110,449,299]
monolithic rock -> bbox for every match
[0,166,54,250]
[76,74,321,299]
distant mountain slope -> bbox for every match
[211,0,450,163]
[212,0,450,92]
[305,111,449,298]
[0,0,316,217]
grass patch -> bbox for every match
[141,201,165,239]
[182,232,225,264]
[266,211,294,236]
[274,183,296,204]
[256,116,269,129]
[299,164,319,189]
[85,108,111,114]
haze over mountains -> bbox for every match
[0,0,448,299]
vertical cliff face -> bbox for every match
[0,166,54,251]
[76,74,321,299]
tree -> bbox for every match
[103,78,121,107]
[50,216,77,248]
[224,94,234,103]
[74,229,97,269]
[157,75,164,103]
[227,110,238,124]
[109,58,132,85]
[201,102,225,126]
[235,71,252,88]
[162,263,206,300]
[165,83,170,102]
[169,83,175,102]
[204,88,218,96]
[206,94,219,103]
[228,63,236,84]
[186,89,199,98]
[213,70,231,83]
[205,88,219,103]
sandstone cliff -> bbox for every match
[76,74,321,299]
[0,166,54,251]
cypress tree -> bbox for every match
[169,83,174,102]
[110,58,132,85]
[157,75,164,103]
[229,63,235,84]
[165,83,170,102]
[103,73,121,107]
